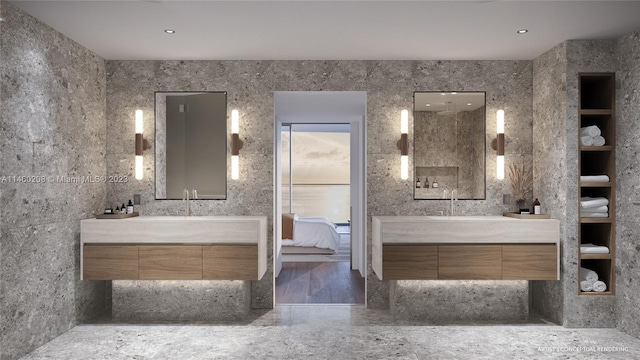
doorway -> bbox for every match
[273,91,367,305]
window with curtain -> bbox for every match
[282,125,350,223]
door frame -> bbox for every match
[273,91,367,294]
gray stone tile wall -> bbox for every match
[0,3,108,360]
[532,40,618,328]
[532,42,568,324]
[615,29,640,339]
[105,60,534,314]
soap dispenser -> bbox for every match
[127,200,134,214]
[432,178,439,188]
[416,177,421,188]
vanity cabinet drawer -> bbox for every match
[438,245,502,280]
[83,245,139,280]
[139,246,203,280]
[502,244,558,280]
[382,245,438,280]
[203,245,259,280]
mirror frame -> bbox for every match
[154,91,228,200]
[412,91,487,200]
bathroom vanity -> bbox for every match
[80,216,267,281]
[372,216,559,281]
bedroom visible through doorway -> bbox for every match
[276,124,364,304]
[274,91,367,305]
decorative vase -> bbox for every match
[516,198,526,213]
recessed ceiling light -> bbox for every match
[451,92,457,94]
[164,29,175,34]
[0,17,5,22]
[467,103,472,106]
[517,29,528,34]
[426,104,431,107]
[440,93,446,96]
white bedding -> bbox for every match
[284,216,340,251]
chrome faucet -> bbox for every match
[192,188,198,200]
[450,189,458,216]
[442,188,449,200]
[183,188,190,216]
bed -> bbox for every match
[281,213,341,253]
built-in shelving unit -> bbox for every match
[578,73,615,296]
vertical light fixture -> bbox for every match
[496,109,505,180]
[398,109,409,180]
[135,109,144,180]
[231,109,243,180]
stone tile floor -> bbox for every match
[21,305,640,359]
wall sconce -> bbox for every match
[135,109,144,180]
[491,109,505,180]
[397,109,409,180]
[231,109,243,180]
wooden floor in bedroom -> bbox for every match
[275,262,365,304]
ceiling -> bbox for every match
[8,1,640,61]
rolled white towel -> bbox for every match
[580,267,599,282]
[592,135,606,146]
[593,280,607,292]
[580,197,609,208]
[580,136,594,146]
[581,280,594,292]
[581,212,608,218]
[580,175,610,182]
[581,125,601,137]
[580,243,610,254]
[581,205,608,213]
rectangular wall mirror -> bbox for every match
[413,92,486,200]
[155,91,227,200]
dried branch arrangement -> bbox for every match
[508,160,533,201]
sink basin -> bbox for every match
[372,215,559,244]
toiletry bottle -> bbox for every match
[425,177,429,188]
[416,177,421,188]
[432,178,439,188]
[127,200,134,214]
[121,203,126,214]
[115,205,120,214]
[534,198,541,215]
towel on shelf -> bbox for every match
[581,281,594,292]
[581,125,601,137]
[581,212,608,218]
[580,175,610,182]
[580,197,609,208]
[592,135,606,146]
[580,243,610,254]
[580,267,599,282]
[593,280,607,292]
[581,205,609,213]
[581,136,594,146]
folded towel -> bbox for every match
[580,243,610,254]
[581,136,594,146]
[581,280,594,292]
[580,197,609,208]
[581,125,601,137]
[580,267,599,282]
[581,205,608,213]
[581,212,608,218]
[592,135,606,146]
[580,175,610,182]
[593,280,607,292]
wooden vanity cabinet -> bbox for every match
[438,245,502,280]
[380,243,558,280]
[83,245,139,280]
[382,245,438,280]
[83,244,260,280]
[139,246,203,280]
